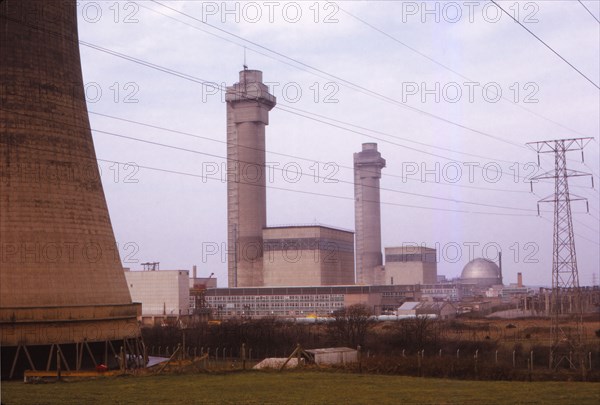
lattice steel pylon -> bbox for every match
[527,137,593,368]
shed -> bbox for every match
[305,347,358,365]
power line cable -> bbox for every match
[148,0,529,151]
[89,110,533,194]
[338,5,594,139]
[1,11,594,190]
[0,136,539,218]
[490,0,600,89]
[2,10,585,188]
[577,0,600,23]
[0,107,539,213]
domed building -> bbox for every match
[460,258,503,287]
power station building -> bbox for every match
[263,225,355,286]
[0,0,141,378]
[205,285,421,318]
[383,246,438,285]
[124,269,190,319]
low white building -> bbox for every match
[305,347,358,365]
[124,269,190,319]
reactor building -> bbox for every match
[0,0,141,378]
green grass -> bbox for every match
[2,370,599,404]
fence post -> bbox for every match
[549,350,553,369]
[56,348,62,381]
[495,350,498,365]
[569,352,573,369]
[357,345,362,373]
[242,343,246,370]
[456,349,460,359]
[439,349,442,358]
[530,350,534,371]
[402,349,405,358]
[512,350,516,368]
[589,352,592,371]
[474,349,478,376]
[120,346,126,372]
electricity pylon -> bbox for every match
[527,137,593,368]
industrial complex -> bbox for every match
[120,68,580,323]
[1,0,597,382]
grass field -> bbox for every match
[2,370,599,404]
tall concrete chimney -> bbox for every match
[226,70,276,287]
[518,272,523,288]
[354,143,386,285]
[0,0,140,377]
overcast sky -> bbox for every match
[76,0,599,287]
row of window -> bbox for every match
[207,294,345,302]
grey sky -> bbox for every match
[77,0,599,287]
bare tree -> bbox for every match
[329,304,373,347]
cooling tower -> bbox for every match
[354,143,386,285]
[0,0,141,378]
[226,70,276,287]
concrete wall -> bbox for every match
[262,226,355,286]
[125,270,190,316]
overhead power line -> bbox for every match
[338,5,593,139]
[3,10,591,189]
[577,0,600,24]
[89,110,534,195]
[1,10,595,192]
[490,0,600,90]
[0,135,537,218]
[148,0,528,151]
[1,107,539,214]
